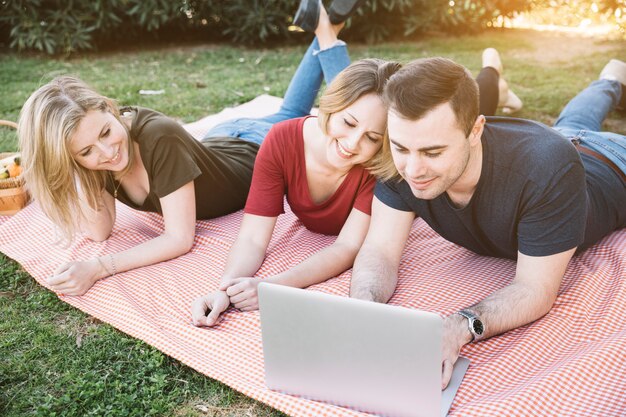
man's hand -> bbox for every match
[191,291,231,327]
[48,259,105,296]
[220,277,263,311]
[438,249,575,389]
[441,314,472,389]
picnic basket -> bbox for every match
[0,120,29,215]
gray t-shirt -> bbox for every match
[106,107,260,219]
[375,117,626,259]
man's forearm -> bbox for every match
[462,249,574,340]
[350,243,398,303]
[465,279,557,339]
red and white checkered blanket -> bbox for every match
[2,97,625,416]
[1,202,625,416]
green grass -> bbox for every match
[1,29,625,416]
[0,254,281,417]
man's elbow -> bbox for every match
[349,277,395,304]
[350,249,398,303]
[538,291,559,317]
[527,283,559,319]
[350,285,382,303]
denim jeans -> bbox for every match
[553,79,626,175]
[203,38,350,145]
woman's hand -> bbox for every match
[47,258,107,296]
[219,277,264,311]
[191,290,231,327]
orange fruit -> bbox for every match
[7,163,21,177]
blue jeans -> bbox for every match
[203,39,350,145]
[553,79,626,175]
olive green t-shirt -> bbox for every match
[106,107,259,219]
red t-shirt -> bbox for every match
[244,117,375,235]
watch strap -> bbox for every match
[457,309,484,342]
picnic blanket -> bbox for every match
[1,96,625,416]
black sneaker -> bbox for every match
[328,0,366,24]
[293,0,321,33]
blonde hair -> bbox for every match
[317,58,401,169]
[369,129,402,182]
[18,76,132,243]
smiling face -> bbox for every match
[324,93,387,170]
[69,110,130,172]
[387,102,483,201]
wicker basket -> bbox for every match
[0,120,30,215]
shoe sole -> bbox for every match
[293,0,320,33]
[328,0,365,24]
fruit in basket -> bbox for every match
[0,153,21,177]
[8,162,21,177]
[0,153,19,167]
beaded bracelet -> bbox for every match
[109,254,117,276]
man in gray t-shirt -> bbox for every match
[350,56,626,389]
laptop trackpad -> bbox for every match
[441,356,470,417]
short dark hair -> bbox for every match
[383,57,479,136]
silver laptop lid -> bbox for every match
[258,283,445,417]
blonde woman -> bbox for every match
[190,4,397,326]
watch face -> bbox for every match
[472,319,484,336]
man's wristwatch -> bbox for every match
[456,309,485,342]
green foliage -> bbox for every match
[347,0,426,43]
[219,0,295,45]
[440,0,493,32]
[0,0,536,55]
[3,0,626,55]
[2,0,111,55]
[126,0,181,31]
[421,0,533,34]
[0,0,191,55]
[4,0,625,54]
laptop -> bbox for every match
[258,283,470,417]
